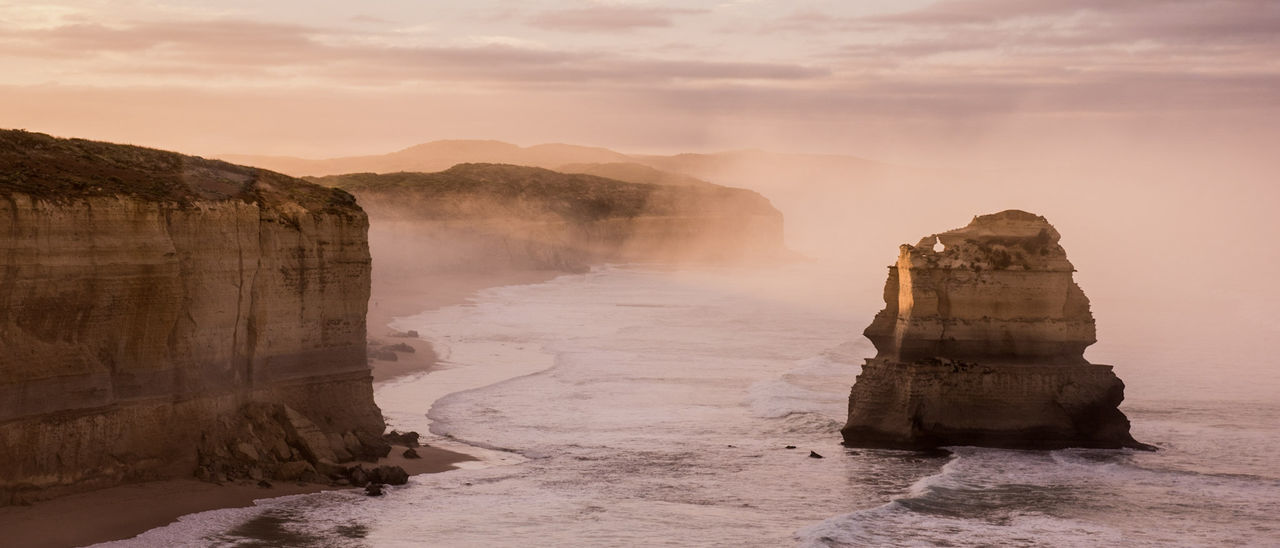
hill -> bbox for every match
[311,163,787,273]
[223,140,634,178]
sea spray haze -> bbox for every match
[310,164,787,276]
[105,264,1280,547]
[0,0,1276,545]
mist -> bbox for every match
[647,135,1279,405]
[6,1,1279,544]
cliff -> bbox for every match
[311,164,787,274]
[222,140,635,178]
[842,210,1149,450]
[0,130,387,504]
[555,162,718,189]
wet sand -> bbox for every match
[0,444,469,548]
[366,270,561,384]
[0,269,561,547]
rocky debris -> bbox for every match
[368,465,410,486]
[390,330,420,338]
[384,430,421,447]
[340,464,409,488]
[370,349,399,362]
[403,448,421,459]
[842,210,1150,451]
[194,403,393,489]
[274,461,319,482]
[809,451,824,459]
[784,445,796,450]
[282,407,339,463]
[364,483,384,496]
[354,431,393,461]
[234,443,260,462]
[314,460,348,479]
[367,339,417,363]
[348,466,370,487]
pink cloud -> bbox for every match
[528,7,707,32]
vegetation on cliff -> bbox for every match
[308,163,778,223]
[0,130,384,504]
[556,162,716,189]
[0,129,358,215]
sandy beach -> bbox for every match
[366,270,561,384]
[0,269,561,548]
[0,444,469,548]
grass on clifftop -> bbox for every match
[555,162,717,189]
[0,129,359,215]
[310,163,777,222]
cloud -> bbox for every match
[861,0,1280,48]
[764,0,1280,51]
[348,14,391,25]
[0,18,825,85]
[528,6,707,32]
[0,20,321,62]
[748,0,1280,117]
[0,0,1276,138]
[631,67,1280,122]
[864,0,1127,24]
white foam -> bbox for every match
[96,264,1280,547]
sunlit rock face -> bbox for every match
[844,210,1149,450]
[0,131,387,504]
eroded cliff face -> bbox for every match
[363,214,785,275]
[843,210,1148,450]
[313,164,787,275]
[0,131,387,504]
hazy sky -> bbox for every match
[1,0,1278,163]
[1,1,1276,380]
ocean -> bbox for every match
[98,264,1280,547]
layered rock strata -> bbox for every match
[842,210,1148,450]
[0,130,387,504]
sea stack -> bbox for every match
[842,210,1149,450]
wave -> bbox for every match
[797,443,1280,547]
[747,353,860,418]
[796,450,1125,547]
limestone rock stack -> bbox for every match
[0,130,388,504]
[843,210,1149,450]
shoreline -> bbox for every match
[0,444,470,548]
[366,270,561,385]
[0,269,563,548]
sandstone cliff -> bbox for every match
[843,210,1149,450]
[311,164,787,274]
[0,130,387,504]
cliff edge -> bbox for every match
[312,164,787,274]
[0,130,388,504]
[842,210,1150,450]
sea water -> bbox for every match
[98,265,1280,547]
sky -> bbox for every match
[0,1,1276,385]
[1,0,1278,164]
